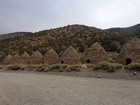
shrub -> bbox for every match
[27,64,39,69]
[94,62,123,72]
[60,64,68,69]
[114,63,123,69]
[107,63,123,73]
[49,64,61,70]
[67,64,81,72]
[126,63,140,70]
[35,64,49,72]
[36,66,44,72]
[56,64,69,72]
[81,64,87,69]
[97,61,110,70]
[87,64,96,68]
[8,64,21,70]
[20,65,28,70]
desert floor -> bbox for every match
[0,71,140,105]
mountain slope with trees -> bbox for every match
[106,24,140,37]
[0,32,33,40]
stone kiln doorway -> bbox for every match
[61,60,64,64]
[87,59,91,63]
[125,58,132,65]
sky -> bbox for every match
[0,0,140,34]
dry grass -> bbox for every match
[59,64,68,69]
[93,61,123,72]
[8,64,21,70]
[125,63,140,70]
[67,64,81,72]
[87,64,97,68]
[2,62,123,73]
[49,64,61,70]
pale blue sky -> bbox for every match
[0,0,140,34]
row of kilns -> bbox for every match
[2,50,59,65]
[3,38,140,65]
[2,42,109,65]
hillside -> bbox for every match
[0,24,140,60]
[0,32,33,40]
[106,24,140,37]
[0,25,121,56]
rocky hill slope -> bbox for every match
[0,32,33,40]
[106,24,140,37]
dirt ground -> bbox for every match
[46,68,140,80]
[0,71,139,105]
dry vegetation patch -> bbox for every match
[93,61,123,72]
[125,63,140,70]
[8,64,21,70]
[3,62,124,73]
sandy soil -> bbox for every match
[46,68,140,80]
[0,71,139,105]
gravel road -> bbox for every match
[0,71,139,105]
